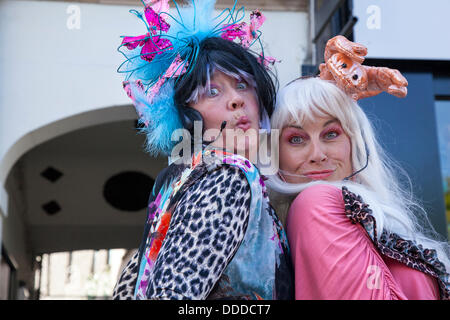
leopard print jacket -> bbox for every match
[112,165,252,299]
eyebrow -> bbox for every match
[286,118,339,130]
[323,118,339,127]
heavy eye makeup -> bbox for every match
[320,125,343,140]
[282,123,344,145]
[282,127,308,145]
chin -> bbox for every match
[235,135,258,155]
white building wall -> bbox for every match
[0,0,308,187]
[0,0,138,190]
[353,0,450,60]
[0,0,309,296]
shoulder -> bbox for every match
[183,165,251,211]
[193,150,255,194]
[165,151,254,216]
[205,150,259,177]
[208,163,248,183]
[290,183,343,212]
[155,162,186,190]
[287,183,347,230]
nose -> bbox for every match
[308,140,327,164]
[227,90,245,110]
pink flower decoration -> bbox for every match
[241,9,266,48]
[257,54,279,69]
[143,0,169,13]
[122,79,144,100]
[250,10,266,30]
[122,33,149,50]
[141,36,173,62]
[145,5,170,35]
[148,54,188,101]
[221,22,246,41]
[122,0,172,63]
[164,54,188,78]
[121,33,173,62]
[122,80,150,127]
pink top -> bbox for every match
[286,184,440,300]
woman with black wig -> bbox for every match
[112,0,294,300]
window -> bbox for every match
[434,100,450,239]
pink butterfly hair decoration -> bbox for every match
[221,9,279,69]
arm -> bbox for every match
[146,165,251,299]
[112,165,182,300]
[287,184,407,300]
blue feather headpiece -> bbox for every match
[118,0,276,156]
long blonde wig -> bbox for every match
[267,77,450,270]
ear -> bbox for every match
[180,106,204,133]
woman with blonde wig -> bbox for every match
[267,77,450,300]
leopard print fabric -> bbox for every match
[112,250,139,300]
[112,165,251,300]
[342,186,450,300]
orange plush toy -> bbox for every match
[319,35,408,100]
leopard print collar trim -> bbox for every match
[342,186,450,300]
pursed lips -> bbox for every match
[235,116,251,131]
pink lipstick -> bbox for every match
[236,116,251,132]
[303,170,334,180]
